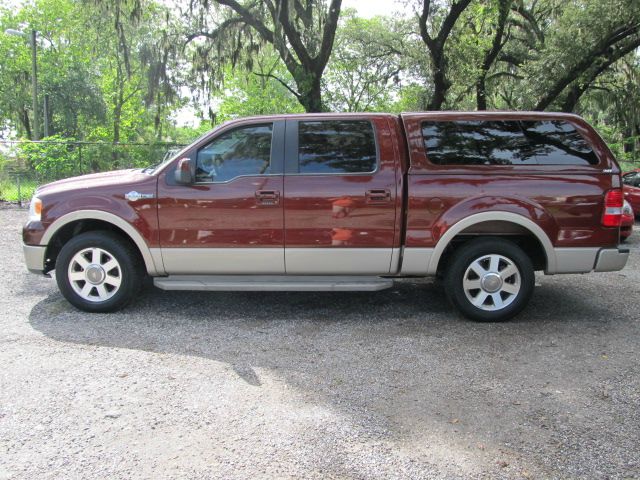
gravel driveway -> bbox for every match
[1,206,639,479]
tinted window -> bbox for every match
[623,172,640,187]
[422,120,598,166]
[196,124,272,182]
[298,120,377,174]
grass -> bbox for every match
[0,179,38,204]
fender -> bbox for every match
[428,211,557,274]
[40,210,164,276]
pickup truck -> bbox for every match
[22,112,629,321]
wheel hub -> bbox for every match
[85,264,106,284]
[480,272,503,293]
[462,253,522,312]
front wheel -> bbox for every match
[444,237,535,322]
[55,231,144,312]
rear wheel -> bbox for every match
[444,237,535,322]
[55,231,144,312]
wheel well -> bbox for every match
[44,219,143,273]
[435,221,548,276]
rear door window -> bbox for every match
[297,120,377,174]
[422,120,598,166]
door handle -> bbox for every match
[365,189,391,204]
[255,190,280,206]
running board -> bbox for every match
[153,275,394,292]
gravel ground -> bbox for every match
[1,205,639,479]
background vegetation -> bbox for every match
[0,0,639,187]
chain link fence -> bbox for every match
[0,140,184,206]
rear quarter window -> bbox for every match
[422,119,599,166]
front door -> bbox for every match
[283,117,400,274]
[157,121,285,274]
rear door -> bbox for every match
[282,116,400,274]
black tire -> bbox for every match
[444,237,535,322]
[55,231,144,313]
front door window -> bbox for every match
[196,124,273,183]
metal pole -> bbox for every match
[16,174,22,207]
[43,94,49,137]
[30,30,39,140]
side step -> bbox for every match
[153,275,394,292]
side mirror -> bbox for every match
[174,157,193,184]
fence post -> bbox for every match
[16,173,22,207]
[79,144,83,174]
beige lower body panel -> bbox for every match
[525,247,628,274]
[23,244,47,274]
[285,248,394,274]
[594,247,629,272]
[551,248,600,274]
[158,247,396,275]
[157,245,628,278]
[160,248,285,275]
[399,248,434,275]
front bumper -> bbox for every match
[594,247,629,272]
[23,244,47,274]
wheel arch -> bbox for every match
[41,210,163,275]
[428,212,556,274]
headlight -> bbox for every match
[29,197,42,222]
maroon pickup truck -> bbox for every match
[22,112,629,321]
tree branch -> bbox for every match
[535,22,640,110]
[316,0,342,71]
[418,0,435,49]
[436,0,474,47]
[561,38,640,112]
[252,71,300,99]
[277,0,314,69]
[185,17,245,44]
[214,0,274,43]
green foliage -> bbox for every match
[215,50,304,121]
[18,134,77,177]
[0,0,639,171]
[323,13,406,112]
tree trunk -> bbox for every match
[427,50,449,111]
[293,69,323,112]
[476,0,512,111]
[419,0,474,111]
[19,108,32,140]
[476,76,488,111]
[111,100,122,169]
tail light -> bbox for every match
[602,189,623,227]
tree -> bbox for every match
[0,0,107,139]
[215,48,304,121]
[418,0,474,110]
[474,0,513,110]
[496,0,640,112]
[323,13,406,112]
[186,0,343,112]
